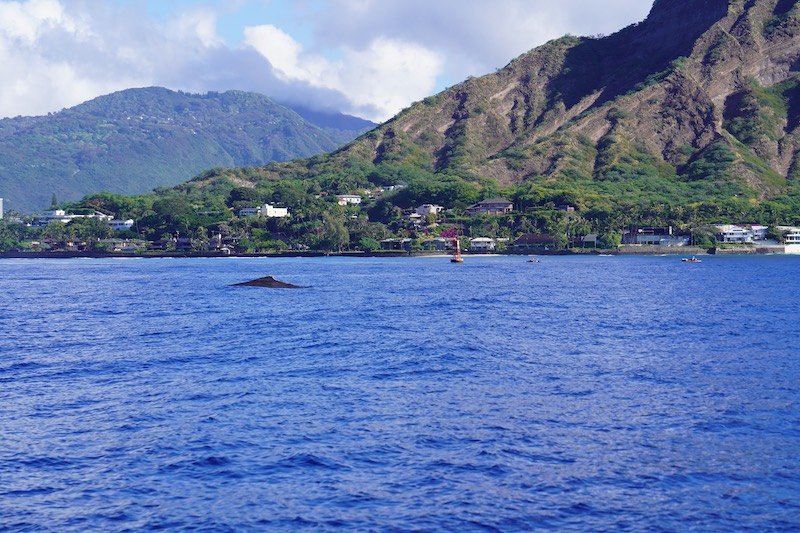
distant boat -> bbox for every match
[682,256,702,263]
[527,258,540,263]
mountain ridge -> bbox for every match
[0,87,374,212]
[202,0,797,221]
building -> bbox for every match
[108,219,134,231]
[715,225,754,244]
[336,195,362,206]
[33,209,113,226]
[624,226,689,246]
[421,237,451,251]
[406,213,424,226]
[469,237,496,252]
[466,198,514,217]
[0,197,3,219]
[380,238,413,251]
[416,204,444,216]
[238,207,259,217]
[258,203,289,218]
[238,204,289,218]
[785,228,800,244]
[580,234,600,247]
[750,225,768,241]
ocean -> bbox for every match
[1,255,798,530]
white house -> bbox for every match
[416,204,444,216]
[336,194,362,206]
[716,225,754,244]
[779,226,800,254]
[238,204,289,218]
[750,225,768,241]
[469,237,496,252]
[108,219,134,231]
[258,203,289,218]
[785,228,800,244]
[34,209,113,226]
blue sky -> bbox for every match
[0,0,652,121]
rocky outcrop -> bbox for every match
[325,0,799,198]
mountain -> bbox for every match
[0,88,375,212]
[187,0,798,224]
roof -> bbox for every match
[476,197,512,205]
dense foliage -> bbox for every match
[0,88,373,212]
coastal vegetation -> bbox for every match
[3,0,799,253]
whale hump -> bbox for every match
[233,276,307,289]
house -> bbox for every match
[336,194,362,206]
[750,225,768,241]
[406,213,424,226]
[580,234,600,247]
[469,237,496,252]
[466,198,514,217]
[624,226,689,246]
[258,203,289,218]
[776,226,800,251]
[238,207,259,217]
[239,204,289,218]
[785,228,800,244]
[422,237,451,251]
[380,238,413,251]
[108,219,134,231]
[512,233,556,250]
[33,209,114,227]
[416,204,444,216]
[715,225,754,244]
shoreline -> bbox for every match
[1,245,789,260]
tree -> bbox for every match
[321,213,349,252]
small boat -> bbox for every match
[527,258,540,263]
[682,256,702,263]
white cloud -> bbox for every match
[0,0,656,122]
[245,25,442,120]
[0,0,73,42]
[173,6,224,48]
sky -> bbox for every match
[0,0,653,122]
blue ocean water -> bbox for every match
[0,255,798,531]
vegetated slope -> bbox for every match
[186,0,799,222]
[0,87,374,212]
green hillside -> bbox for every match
[0,87,373,212]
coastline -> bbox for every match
[0,245,782,260]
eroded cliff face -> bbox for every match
[339,0,799,199]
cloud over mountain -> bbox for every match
[0,0,650,121]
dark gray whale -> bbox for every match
[233,276,307,288]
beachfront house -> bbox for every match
[422,237,451,251]
[469,237,496,252]
[466,198,514,217]
[623,226,689,246]
[380,238,413,251]
[716,225,754,244]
